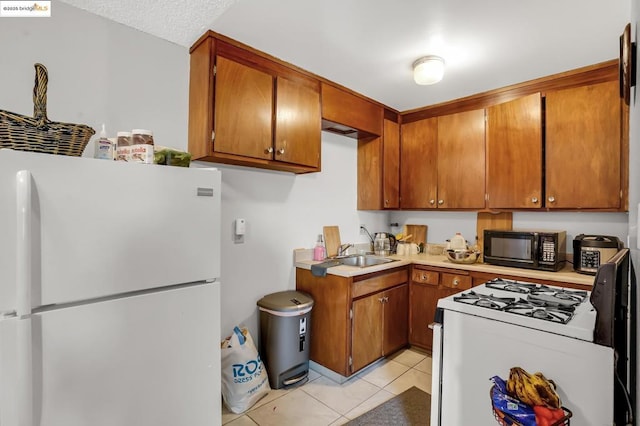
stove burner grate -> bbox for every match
[485,279,539,293]
[529,287,588,305]
[504,299,575,324]
[453,291,515,310]
[485,279,588,305]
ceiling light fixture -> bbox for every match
[413,55,445,85]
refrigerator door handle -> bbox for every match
[429,322,443,426]
[16,170,33,317]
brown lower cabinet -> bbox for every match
[352,284,408,372]
[409,266,472,352]
[296,266,409,376]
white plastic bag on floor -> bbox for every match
[221,326,270,413]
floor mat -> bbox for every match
[346,386,431,425]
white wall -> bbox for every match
[207,133,389,336]
[0,3,190,151]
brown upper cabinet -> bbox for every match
[485,79,623,210]
[400,117,437,208]
[188,32,321,174]
[400,59,627,212]
[357,112,400,210]
[486,93,543,209]
[400,109,486,209]
[382,117,401,209]
[321,83,383,138]
[545,80,622,209]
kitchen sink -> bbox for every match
[338,255,396,268]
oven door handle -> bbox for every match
[429,322,443,426]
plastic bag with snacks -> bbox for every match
[153,146,192,167]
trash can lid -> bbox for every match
[257,290,314,312]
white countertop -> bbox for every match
[294,249,594,286]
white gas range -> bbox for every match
[430,278,616,426]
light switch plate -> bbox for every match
[235,218,246,236]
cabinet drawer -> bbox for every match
[441,273,472,290]
[411,269,439,286]
[352,268,408,298]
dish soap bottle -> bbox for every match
[94,124,113,160]
[313,234,326,261]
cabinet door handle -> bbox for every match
[384,296,389,303]
[548,196,556,203]
[438,200,444,205]
[277,148,285,155]
[531,197,538,204]
[429,199,435,205]
[453,279,460,286]
[378,297,384,303]
[265,147,273,154]
[421,274,427,281]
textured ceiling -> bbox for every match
[58,0,631,111]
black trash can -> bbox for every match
[257,290,314,389]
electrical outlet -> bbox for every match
[360,224,367,235]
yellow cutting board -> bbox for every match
[404,224,428,246]
[323,226,341,258]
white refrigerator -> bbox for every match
[0,149,222,426]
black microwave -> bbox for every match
[483,229,567,272]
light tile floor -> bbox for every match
[222,348,432,426]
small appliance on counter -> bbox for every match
[373,232,396,255]
[573,234,623,275]
[483,229,566,272]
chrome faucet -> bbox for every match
[338,243,353,257]
[360,225,375,252]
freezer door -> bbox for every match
[0,150,221,312]
[0,283,221,426]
